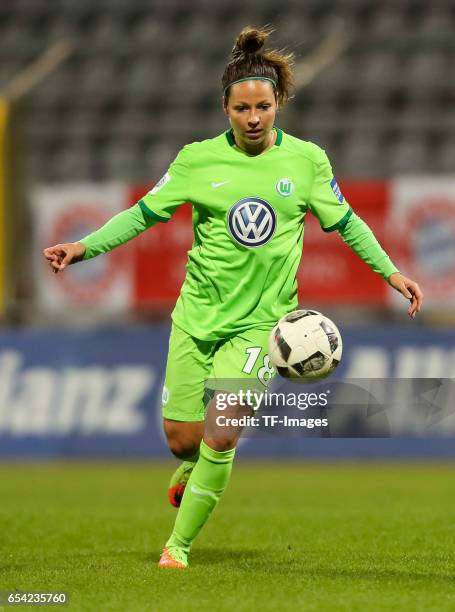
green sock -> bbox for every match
[166,440,236,554]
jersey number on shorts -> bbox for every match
[242,346,275,385]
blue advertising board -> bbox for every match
[0,324,454,458]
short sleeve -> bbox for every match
[138,147,190,223]
[308,148,352,232]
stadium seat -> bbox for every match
[57,143,95,181]
[338,132,383,177]
[436,138,455,173]
[405,52,447,90]
[3,0,450,180]
[386,136,428,174]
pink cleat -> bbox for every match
[158,547,188,569]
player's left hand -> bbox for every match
[388,272,423,319]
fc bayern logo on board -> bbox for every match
[227,197,277,248]
[276,178,294,197]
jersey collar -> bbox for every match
[225,127,283,148]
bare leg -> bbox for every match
[160,394,254,567]
[163,418,204,459]
[204,391,250,451]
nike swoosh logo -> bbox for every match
[190,485,218,500]
[211,181,230,188]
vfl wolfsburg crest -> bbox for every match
[276,177,294,197]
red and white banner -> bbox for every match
[387,177,455,310]
[128,185,193,310]
[33,183,134,315]
[31,178,455,315]
[298,180,389,305]
[131,180,392,309]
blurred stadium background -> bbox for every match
[0,0,455,459]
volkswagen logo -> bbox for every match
[227,197,277,248]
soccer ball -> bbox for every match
[268,309,342,381]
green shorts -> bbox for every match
[161,323,275,422]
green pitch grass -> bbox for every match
[1,462,454,611]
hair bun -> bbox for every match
[231,26,271,60]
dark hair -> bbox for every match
[222,26,295,106]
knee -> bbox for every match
[167,437,199,460]
[163,419,203,460]
[204,436,237,452]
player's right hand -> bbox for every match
[43,242,86,274]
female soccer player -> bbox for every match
[43,27,423,569]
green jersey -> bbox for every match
[139,127,352,341]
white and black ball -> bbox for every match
[268,309,342,381]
